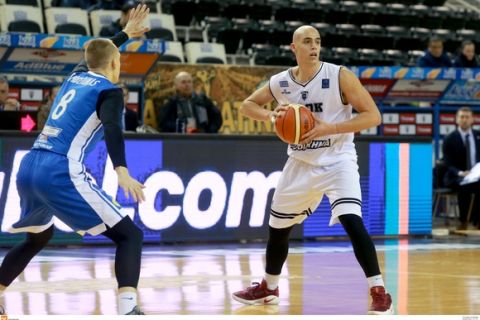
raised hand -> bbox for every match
[123,4,150,39]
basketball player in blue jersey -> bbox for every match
[232,25,394,314]
[0,5,150,315]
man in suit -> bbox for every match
[443,107,480,230]
[158,71,222,133]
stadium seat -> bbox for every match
[4,0,39,5]
[194,0,220,24]
[331,47,354,65]
[45,7,90,35]
[248,3,273,20]
[90,9,121,36]
[55,22,87,35]
[221,2,249,19]
[250,43,294,66]
[203,17,244,54]
[185,42,226,64]
[423,0,447,6]
[146,13,177,41]
[159,41,184,62]
[382,49,407,66]
[170,0,196,26]
[0,4,44,33]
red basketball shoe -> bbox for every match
[232,280,279,305]
[368,286,394,315]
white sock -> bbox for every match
[118,291,137,315]
[367,274,385,289]
[264,273,279,290]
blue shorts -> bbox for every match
[10,149,125,235]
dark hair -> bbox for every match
[121,1,137,13]
[0,75,8,85]
[461,40,474,49]
[428,37,443,45]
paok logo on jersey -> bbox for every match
[305,102,323,113]
[301,91,309,100]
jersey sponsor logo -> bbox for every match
[290,139,331,151]
[322,79,330,89]
[281,88,291,95]
[305,102,323,113]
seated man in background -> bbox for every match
[0,76,20,111]
[453,41,479,68]
[118,83,139,132]
[417,37,452,68]
[158,71,222,133]
[443,107,480,230]
[37,86,60,131]
[99,2,135,37]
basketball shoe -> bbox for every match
[232,280,279,305]
[368,286,394,315]
[125,306,144,315]
[0,304,5,315]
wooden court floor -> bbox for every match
[0,238,479,315]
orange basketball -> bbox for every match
[275,104,315,144]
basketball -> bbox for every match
[275,104,315,144]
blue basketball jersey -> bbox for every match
[33,71,119,162]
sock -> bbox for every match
[367,274,385,289]
[118,291,137,315]
[264,273,279,290]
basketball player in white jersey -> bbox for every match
[232,26,393,315]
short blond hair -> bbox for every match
[85,38,118,69]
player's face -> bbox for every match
[463,44,475,61]
[292,30,321,64]
[456,110,474,131]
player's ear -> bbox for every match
[290,43,296,54]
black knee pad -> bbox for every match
[103,217,143,245]
[26,226,54,251]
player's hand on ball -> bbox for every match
[123,4,150,38]
[115,167,146,203]
[299,116,336,145]
[269,104,290,123]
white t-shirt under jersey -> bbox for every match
[269,62,357,166]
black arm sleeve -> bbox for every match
[98,89,127,168]
[71,31,129,74]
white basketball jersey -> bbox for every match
[269,62,357,166]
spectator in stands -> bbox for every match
[51,0,93,9]
[118,83,139,132]
[417,37,452,68]
[99,2,136,37]
[37,86,60,131]
[453,41,479,68]
[89,0,125,12]
[158,71,222,133]
[443,107,480,230]
[0,76,20,111]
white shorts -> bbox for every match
[270,157,362,229]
